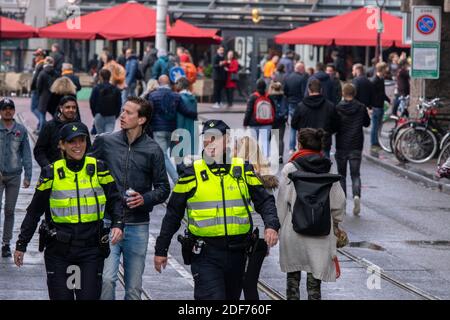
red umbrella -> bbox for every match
[0,16,38,39]
[275,7,409,48]
[38,2,221,44]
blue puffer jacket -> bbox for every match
[148,87,197,132]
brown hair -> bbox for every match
[342,83,356,98]
[376,62,388,73]
[99,68,111,82]
[308,79,322,94]
[126,96,153,128]
[298,128,325,151]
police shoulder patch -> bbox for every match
[41,164,54,180]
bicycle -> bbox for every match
[378,96,409,153]
[394,98,446,164]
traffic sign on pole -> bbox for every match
[411,6,441,80]
[412,6,441,42]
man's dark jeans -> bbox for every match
[213,80,226,104]
[335,149,362,198]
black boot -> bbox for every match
[1,245,11,258]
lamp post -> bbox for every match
[375,0,386,62]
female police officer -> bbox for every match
[14,122,123,300]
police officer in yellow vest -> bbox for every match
[154,119,280,300]
[14,122,123,300]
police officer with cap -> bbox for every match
[14,122,123,300]
[154,119,280,300]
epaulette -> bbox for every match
[96,159,108,172]
[41,164,54,180]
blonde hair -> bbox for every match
[233,135,271,176]
[50,77,77,95]
[145,79,159,93]
[268,81,283,96]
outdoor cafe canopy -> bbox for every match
[38,2,221,44]
[275,7,409,48]
[0,16,38,39]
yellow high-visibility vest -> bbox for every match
[49,156,107,224]
[186,157,253,237]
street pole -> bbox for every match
[156,0,168,52]
[375,0,386,62]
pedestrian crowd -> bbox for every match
[0,45,414,302]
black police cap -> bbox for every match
[0,98,15,110]
[202,120,230,135]
[59,122,89,141]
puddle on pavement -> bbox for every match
[348,241,386,251]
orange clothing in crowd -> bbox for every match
[103,60,126,89]
[263,60,276,78]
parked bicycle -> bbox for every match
[378,95,409,153]
[394,98,447,164]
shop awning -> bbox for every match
[38,2,221,44]
[275,7,409,48]
[0,16,38,39]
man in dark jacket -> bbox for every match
[141,44,157,82]
[33,95,84,168]
[90,69,122,134]
[212,46,227,109]
[284,62,309,153]
[50,43,64,75]
[335,83,371,216]
[326,64,342,105]
[154,119,279,300]
[370,62,391,152]
[305,62,335,104]
[37,56,58,121]
[90,96,170,300]
[148,75,198,183]
[30,48,46,133]
[292,79,338,157]
[352,63,374,109]
[393,59,411,115]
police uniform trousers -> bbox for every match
[191,244,247,300]
[44,240,104,300]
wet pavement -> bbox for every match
[1,98,450,300]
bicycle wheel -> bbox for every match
[396,127,438,164]
[437,142,450,168]
[391,122,411,162]
[378,118,396,153]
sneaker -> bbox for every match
[353,196,361,216]
[1,245,11,258]
[212,103,221,109]
[289,149,295,155]
[219,102,225,108]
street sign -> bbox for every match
[412,6,441,42]
[411,42,440,79]
[169,66,186,83]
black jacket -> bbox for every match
[212,54,227,81]
[31,62,44,91]
[89,83,122,117]
[352,75,374,109]
[331,76,342,105]
[37,65,58,113]
[89,130,170,224]
[283,72,309,105]
[371,75,391,108]
[335,99,371,151]
[306,71,335,104]
[397,68,410,96]
[291,95,338,150]
[33,115,85,168]
[65,73,82,92]
[155,160,280,257]
[15,158,123,253]
[243,92,276,127]
[51,51,65,75]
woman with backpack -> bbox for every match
[276,128,346,300]
[243,79,275,158]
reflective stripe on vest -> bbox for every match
[186,157,252,237]
[49,157,106,224]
